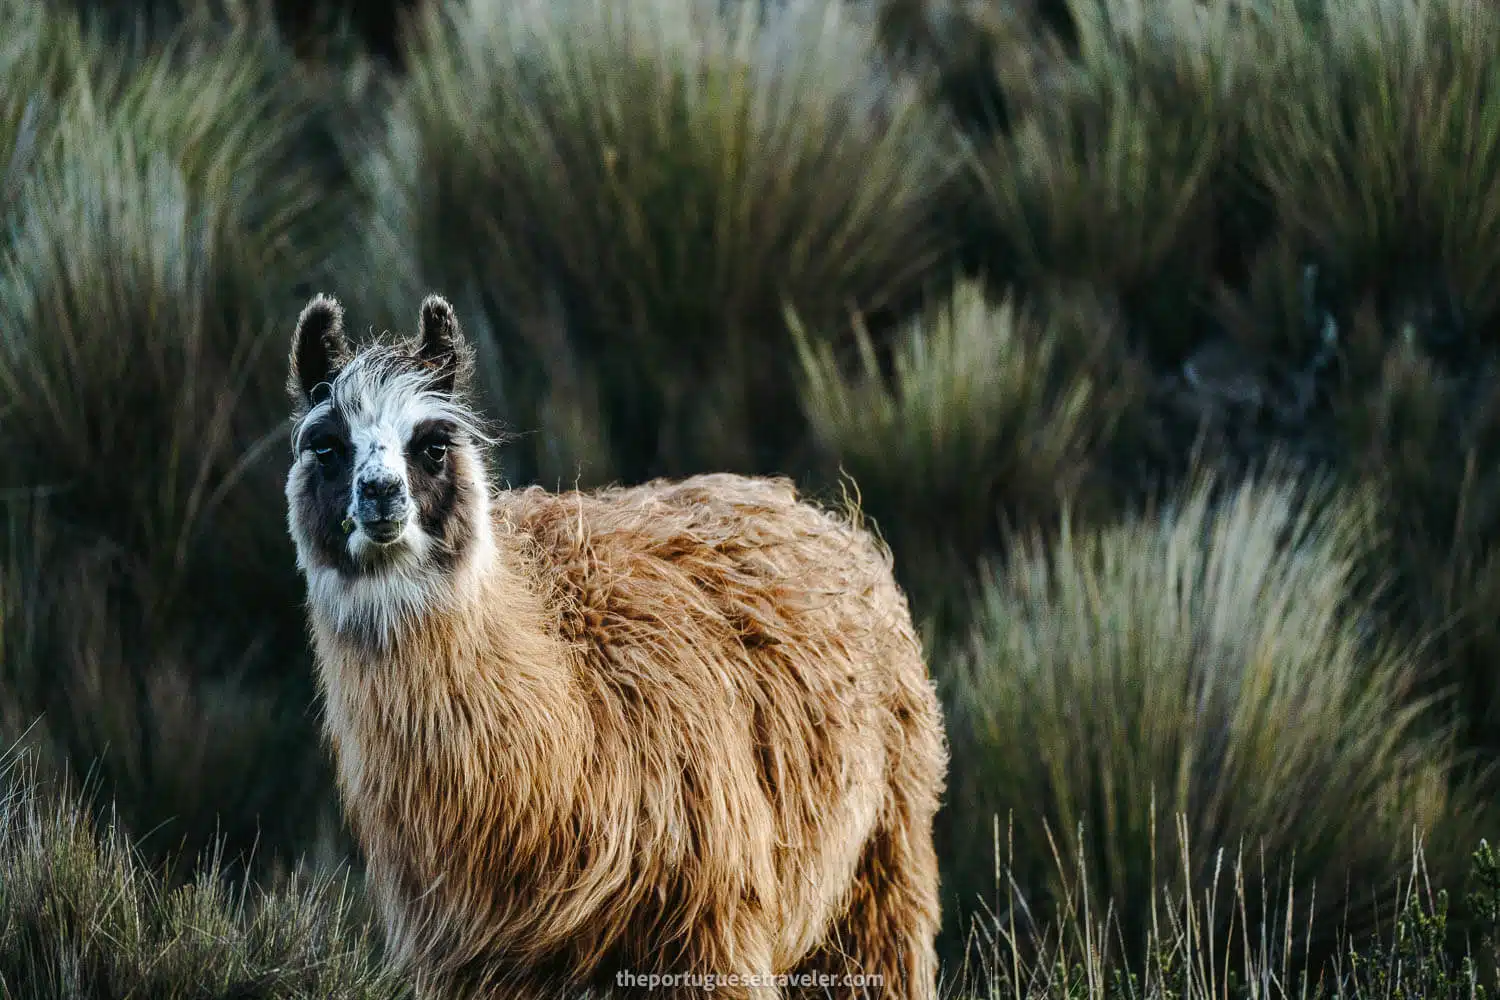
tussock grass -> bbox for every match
[361,0,958,484]
[1244,0,1500,327]
[0,123,286,604]
[0,1,356,613]
[0,747,404,1000]
[0,0,102,109]
[960,0,1250,355]
[791,278,1139,619]
[0,3,363,874]
[941,467,1489,969]
[0,1,100,225]
[1325,308,1500,765]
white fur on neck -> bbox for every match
[303,492,497,650]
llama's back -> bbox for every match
[491,473,920,674]
[490,472,946,975]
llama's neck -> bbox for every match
[305,497,502,649]
[310,504,589,843]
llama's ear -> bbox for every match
[289,294,350,407]
[416,294,471,393]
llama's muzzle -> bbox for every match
[355,473,409,543]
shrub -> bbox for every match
[358,0,958,486]
[940,466,1489,971]
[0,746,406,1000]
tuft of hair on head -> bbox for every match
[289,293,352,412]
[414,293,476,397]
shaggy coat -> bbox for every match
[283,294,948,1000]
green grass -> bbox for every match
[355,0,958,484]
[0,747,404,1000]
[791,278,1141,623]
[939,465,1491,969]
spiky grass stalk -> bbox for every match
[949,807,1500,1000]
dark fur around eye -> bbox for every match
[404,420,474,575]
[409,420,457,473]
[299,413,350,470]
[291,408,359,577]
[308,435,347,467]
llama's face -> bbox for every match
[284,294,493,638]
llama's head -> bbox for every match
[284,293,495,639]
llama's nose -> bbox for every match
[355,475,409,538]
[359,476,402,502]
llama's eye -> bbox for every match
[422,442,449,465]
[308,437,342,466]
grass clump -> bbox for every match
[1245,0,1500,335]
[792,278,1139,620]
[1223,0,1500,771]
[960,0,1251,359]
[940,466,1487,972]
[361,0,958,485]
[1323,307,1500,770]
[0,4,364,876]
[0,747,405,1000]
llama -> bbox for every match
[283,293,949,1000]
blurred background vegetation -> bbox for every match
[6,0,1500,994]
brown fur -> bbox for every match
[293,309,946,1000]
